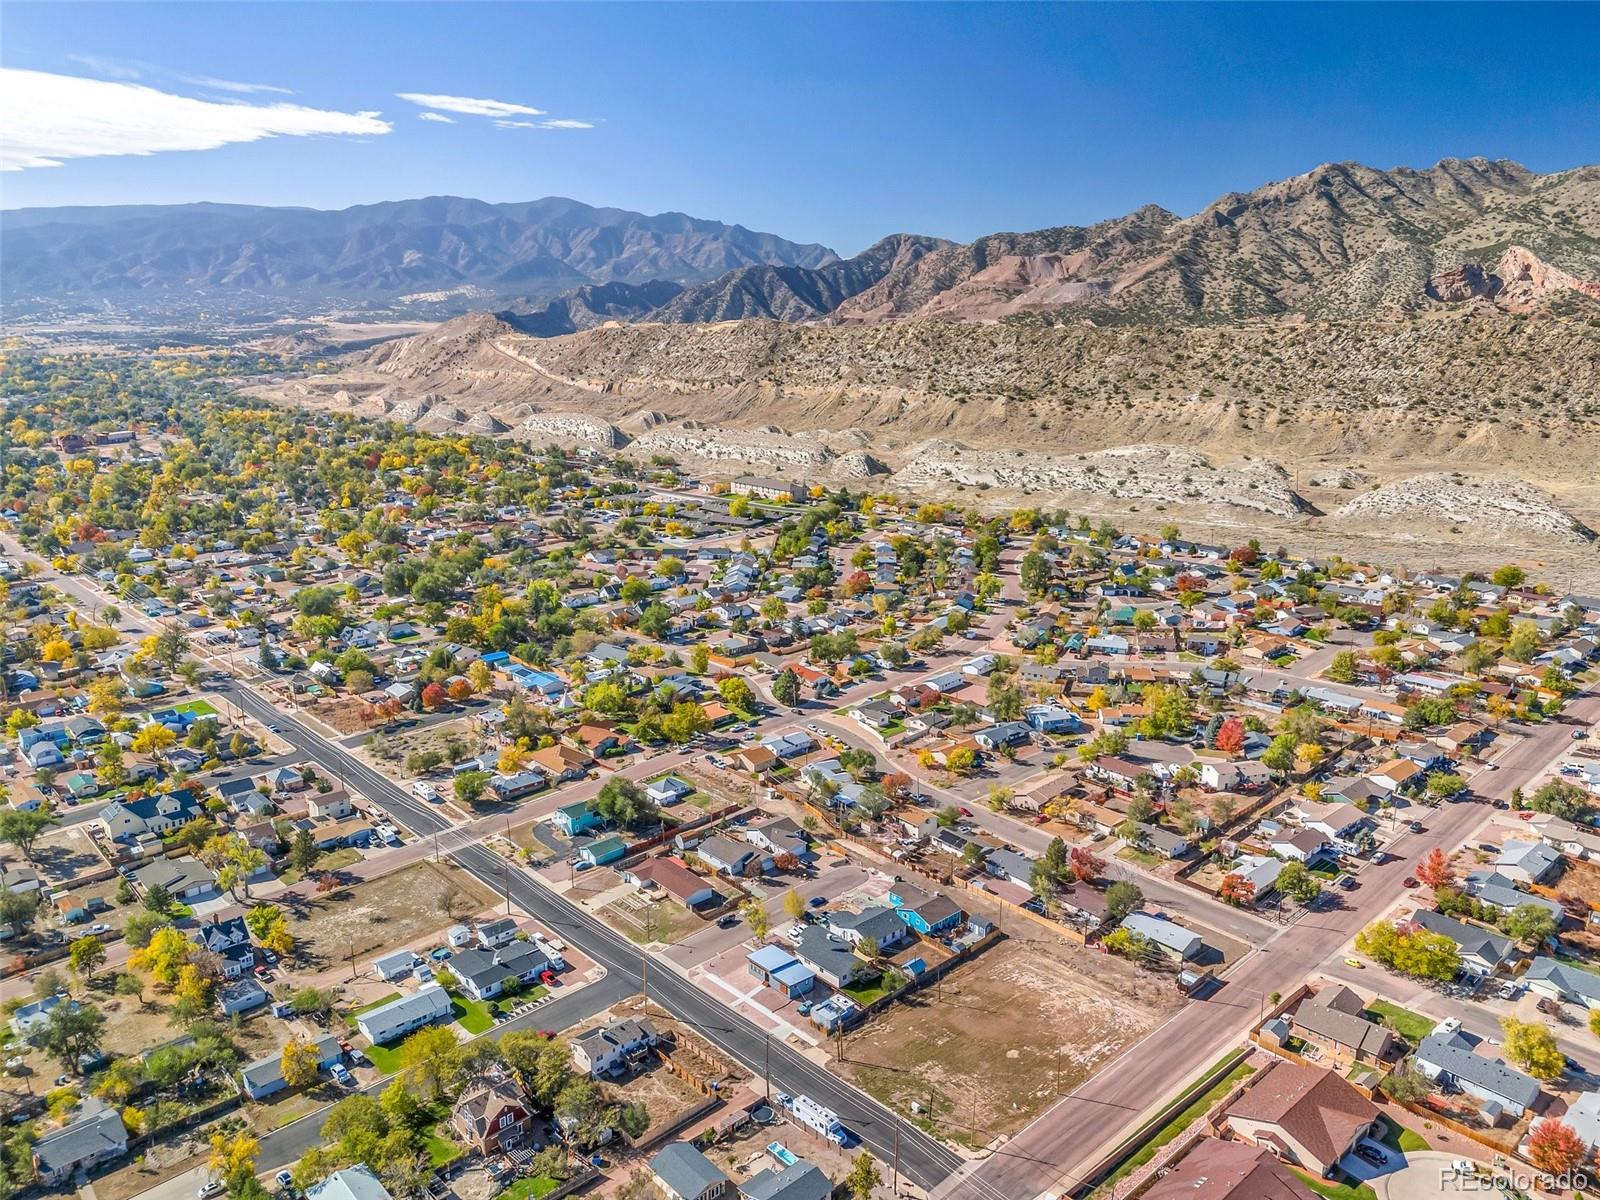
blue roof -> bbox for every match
[748,944,799,971]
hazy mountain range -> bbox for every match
[0,195,836,313]
[9,157,1597,327]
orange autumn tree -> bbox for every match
[1527,1119,1588,1177]
[1416,847,1454,890]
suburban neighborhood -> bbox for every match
[2,354,1600,1200]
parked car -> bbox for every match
[1354,1144,1387,1167]
[329,1063,354,1086]
[716,912,741,928]
[1402,877,1418,888]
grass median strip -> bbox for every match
[1093,1054,1257,1194]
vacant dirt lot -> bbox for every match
[602,895,707,946]
[840,936,1181,1148]
[279,861,497,966]
[1551,858,1600,908]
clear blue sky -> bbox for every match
[3,2,1597,254]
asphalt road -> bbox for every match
[218,682,967,1193]
[939,688,1600,1200]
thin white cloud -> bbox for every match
[64,53,142,80]
[494,118,594,131]
[418,111,455,124]
[396,92,544,119]
[1,69,392,171]
[178,74,294,96]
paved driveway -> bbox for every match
[1342,1148,1478,1200]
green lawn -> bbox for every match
[494,1176,561,1200]
[1376,1115,1428,1154]
[842,974,894,1007]
[1291,1169,1378,1200]
[363,1040,405,1074]
[175,699,219,717]
[422,1126,463,1167]
[1093,1056,1257,1193]
[447,989,495,1035]
[1364,1000,1435,1044]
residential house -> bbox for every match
[887,883,965,936]
[477,917,519,948]
[1224,1063,1379,1175]
[745,816,809,862]
[1142,1139,1320,1200]
[793,927,873,989]
[1415,1029,1542,1120]
[217,978,269,1017]
[570,1017,660,1077]
[530,743,591,782]
[135,856,216,902]
[307,788,354,821]
[578,834,627,866]
[646,776,695,806]
[240,1055,287,1100]
[193,915,255,979]
[651,1142,733,1200]
[552,801,602,837]
[746,944,817,999]
[1525,957,1600,1009]
[373,950,420,982]
[1405,911,1513,977]
[354,983,453,1045]
[1120,912,1205,961]
[1462,871,1564,922]
[738,1159,832,1200]
[99,787,206,842]
[449,943,553,1002]
[1129,822,1191,860]
[32,1100,128,1184]
[697,835,759,877]
[1288,986,1397,1064]
[622,856,717,908]
[1494,840,1562,886]
[827,906,913,953]
[450,1069,532,1155]
[306,1166,394,1200]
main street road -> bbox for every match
[938,687,1600,1200]
[219,683,970,1195]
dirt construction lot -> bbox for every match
[840,935,1181,1148]
[279,860,497,966]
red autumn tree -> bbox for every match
[1215,717,1245,755]
[1069,846,1105,883]
[1415,847,1454,890]
[420,682,447,711]
[1219,874,1256,907]
[881,773,914,801]
[1528,1119,1588,1177]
